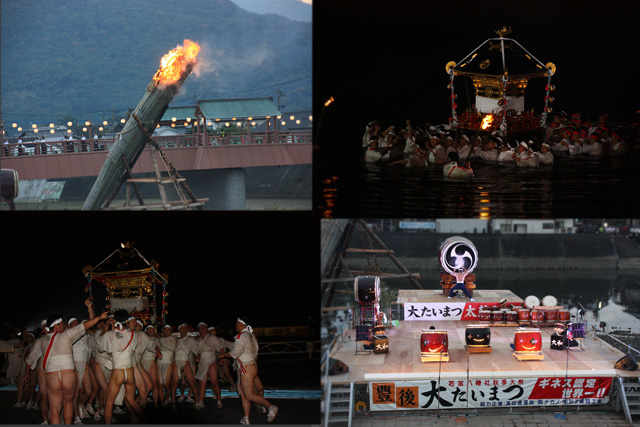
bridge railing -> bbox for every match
[258,340,322,358]
[1,130,312,157]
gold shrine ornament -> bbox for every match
[445,61,456,73]
[480,59,491,70]
[546,62,556,75]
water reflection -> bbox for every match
[316,153,640,218]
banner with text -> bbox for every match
[369,377,612,411]
[403,302,521,321]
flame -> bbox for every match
[481,115,493,130]
[153,39,201,86]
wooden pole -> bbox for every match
[82,64,194,210]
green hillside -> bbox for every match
[0,0,311,123]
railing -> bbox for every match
[258,340,321,358]
[597,331,640,356]
[1,130,312,157]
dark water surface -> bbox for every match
[316,151,640,218]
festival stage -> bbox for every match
[328,290,638,412]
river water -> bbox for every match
[316,151,640,218]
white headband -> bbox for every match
[197,322,207,328]
[50,318,63,327]
[178,323,188,329]
[136,320,144,327]
[126,317,136,323]
[67,317,78,325]
[237,318,246,325]
[145,325,155,330]
[163,324,172,330]
[208,326,216,331]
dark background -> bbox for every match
[0,211,319,334]
[313,0,640,160]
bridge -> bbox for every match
[1,130,311,180]
[1,130,311,210]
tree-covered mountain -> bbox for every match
[0,0,311,124]
[231,0,311,22]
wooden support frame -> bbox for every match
[513,352,544,361]
[102,113,208,210]
[465,345,492,354]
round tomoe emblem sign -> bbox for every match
[439,236,479,274]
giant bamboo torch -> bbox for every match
[82,40,201,210]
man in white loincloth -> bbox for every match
[25,300,108,425]
[219,317,278,425]
[101,310,146,424]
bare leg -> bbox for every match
[86,363,99,410]
[237,380,251,420]
[170,363,179,406]
[104,369,124,425]
[218,359,236,391]
[239,365,272,409]
[79,365,92,407]
[148,362,159,407]
[184,362,198,401]
[132,364,148,408]
[61,370,77,425]
[92,362,109,415]
[207,363,222,404]
[37,368,49,423]
[46,372,64,425]
[122,369,146,423]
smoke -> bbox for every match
[192,40,219,79]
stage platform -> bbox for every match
[397,289,523,304]
[326,292,636,413]
[330,320,638,384]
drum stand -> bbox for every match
[421,352,450,363]
[465,345,492,354]
[513,351,544,361]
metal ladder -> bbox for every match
[616,376,640,424]
[324,382,353,427]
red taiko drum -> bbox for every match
[479,310,491,322]
[514,328,542,353]
[491,311,505,323]
[506,311,518,323]
[420,330,448,355]
[545,310,557,322]
[558,309,570,322]
[517,309,531,322]
[531,310,543,323]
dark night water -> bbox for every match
[316,150,640,218]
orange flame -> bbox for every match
[153,39,201,86]
[481,115,493,130]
